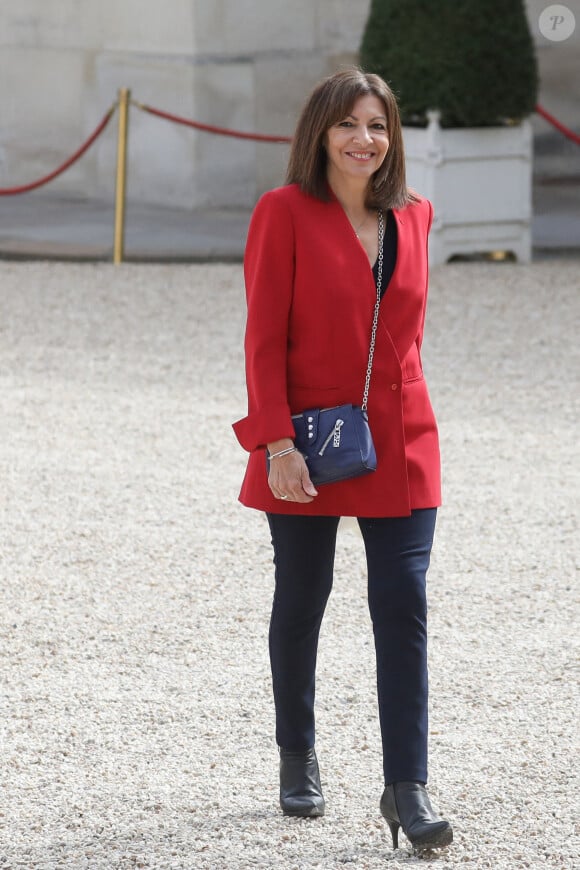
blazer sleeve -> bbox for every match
[232,190,297,452]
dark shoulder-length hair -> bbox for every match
[286,68,417,210]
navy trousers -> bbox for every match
[266,508,437,785]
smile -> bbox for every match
[346,151,373,161]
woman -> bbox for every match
[233,68,453,852]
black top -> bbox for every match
[372,210,397,299]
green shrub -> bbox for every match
[359,0,538,127]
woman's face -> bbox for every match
[324,94,389,185]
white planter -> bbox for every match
[403,111,533,264]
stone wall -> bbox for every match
[526,0,580,128]
[0,1,576,209]
[0,0,368,208]
[524,0,580,180]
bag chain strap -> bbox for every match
[361,209,384,412]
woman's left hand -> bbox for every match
[267,440,318,503]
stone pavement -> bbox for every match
[0,259,578,869]
[0,173,578,262]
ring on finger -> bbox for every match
[280,494,289,500]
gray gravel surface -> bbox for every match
[0,261,578,869]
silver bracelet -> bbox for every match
[268,446,297,460]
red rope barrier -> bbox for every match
[535,103,580,146]
[0,105,117,195]
[0,96,574,202]
[133,100,293,144]
[139,99,580,149]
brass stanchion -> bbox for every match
[113,88,130,264]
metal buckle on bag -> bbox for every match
[291,406,344,448]
[319,418,344,455]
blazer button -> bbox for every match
[391,383,398,390]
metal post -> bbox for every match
[113,88,131,264]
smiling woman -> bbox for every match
[233,67,453,855]
[286,69,413,211]
[324,95,390,261]
[325,96,389,177]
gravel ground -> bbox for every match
[0,260,578,870]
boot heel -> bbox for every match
[387,820,400,849]
[380,782,453,851]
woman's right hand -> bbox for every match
[267,440,318,503]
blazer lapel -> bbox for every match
[378,206,426,362]
[326,193,379,300]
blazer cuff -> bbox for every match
[232,403,296,453]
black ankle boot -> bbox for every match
[380,782,453,850]
[279,747,325,817]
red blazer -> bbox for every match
[233,184,441,517]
